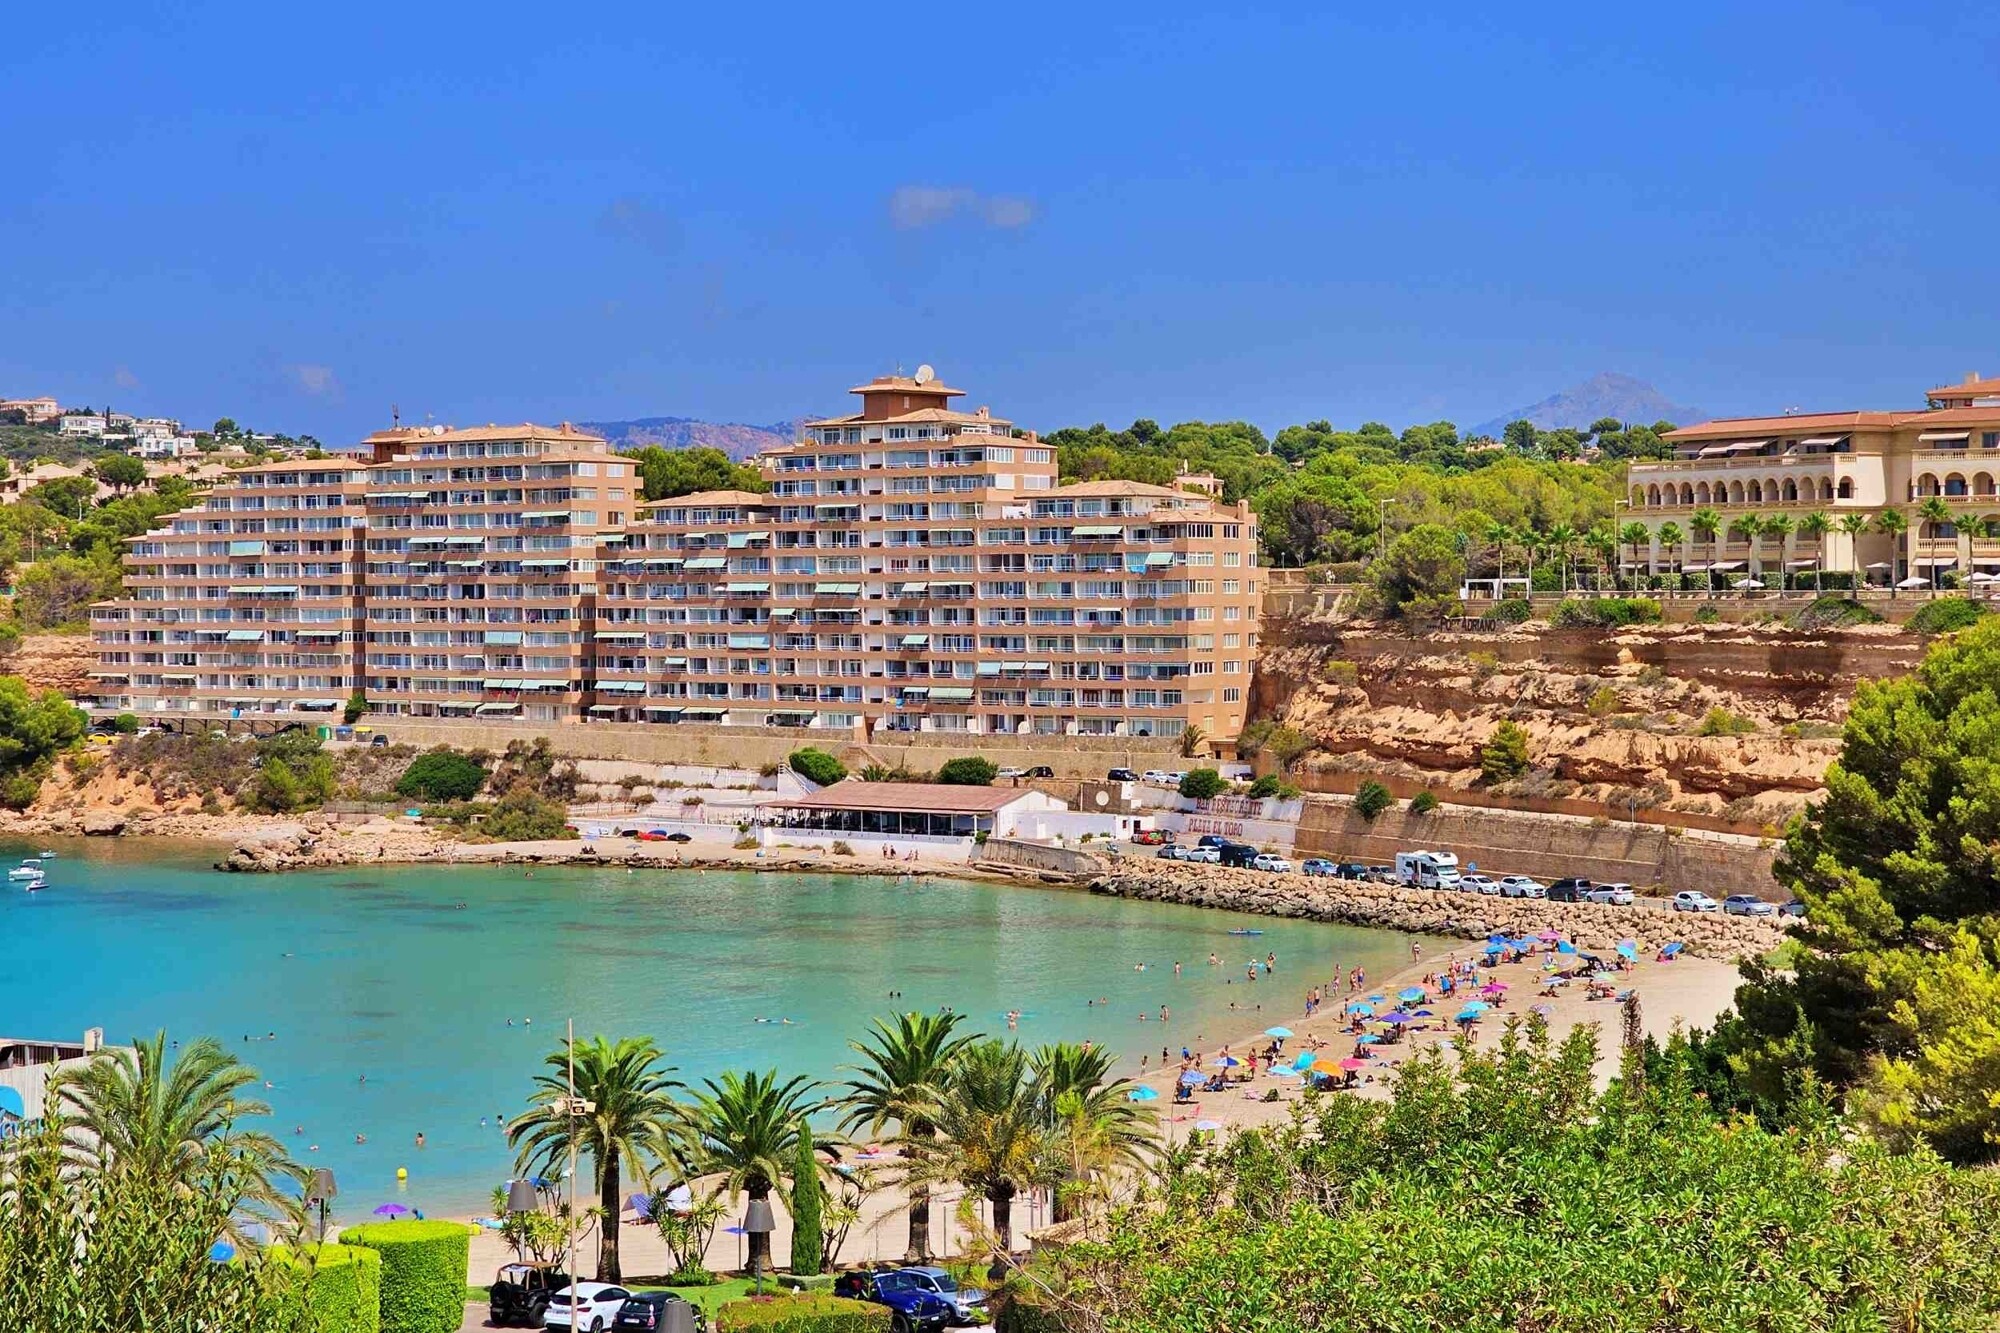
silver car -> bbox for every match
[1585,883,1635,906]
[1498,876,1545,899]
[1183,846,1221,864]
[1457,874,1498,894]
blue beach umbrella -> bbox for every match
[1615,941,1639,960]
[1292,1052,1317,1070]
[1487,932,1510,942]
[1455,1007,1486,1022]
[1128,1085,1160,1102]
[1482,942,1506,956]
[1367,994,1385,1003]
[1264,1026,1293,1038]
[1346,1001,1374,1015]
[1377,1012,1414,1026]
[1556,941,1578,955]
[1398,987,1425,1003]
[1211,1055,1241,1067]
[1178,1070,1206,1086]
[1662,942,1685,957]
[1459,1000,1490,1014]
[1412,1009,1435,1017]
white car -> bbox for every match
[1498,876,1545,899]
[1586,883,1636,906]
[1142,769,1176,786]
[1671,890,1719,913]
[1183,846,1221,864]
[1458,874,1498,894]
[1250,853,1294,873]
[544,1282,634,1332]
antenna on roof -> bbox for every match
[391,403,400,428]
[914,364,936,386]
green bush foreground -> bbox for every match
[338,1220,469,1333]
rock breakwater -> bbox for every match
[1088,863,1786,960]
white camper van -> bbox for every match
[1394,850,1461,890]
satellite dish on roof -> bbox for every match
[913,364,936,385]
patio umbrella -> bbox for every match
[1194,1119,1223,1132]
[371,1204,409,1218]
[1129,1085,1161,1101]
[1346,1001,1374,1015]
[1898,576,1931,589]
[1211,1055,1241,1067]
[1376,1012,1414,1026]
[1338,1058,1369,1071]
[1398,987,1425,1002]
[1733,577,1764,589]
[1662,942,1685,957]
[1178,1070,1206,1086]
[1264,1026,1294,1038]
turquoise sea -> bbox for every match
[0,839,1416,1221]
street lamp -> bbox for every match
[560,1021,596,1331]
[743,1199,776,1296]
[305,1168,337,1244]
[504,1178,539,1262]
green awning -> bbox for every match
[293,629,342,639]
[726,532,769,548]
[1072,525,1123,537]
[900,634,931,647]
[685,557,727,571]
[475,702,520,713]
[895,582,929,594]
[228,541,266,556]
[225,630,264,642]
[596,680,646,693]
[725,582,771,593]
[977,663,1002,676]
[484,678,524,690]
[1145,553,1176,566]
[930,687,974,702]
[727,634,770,649]
[483,632,523,645]
[815,582,861,595]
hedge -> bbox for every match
[1909,596,1990,636]
[715,1294,891,1332]
[272,1243,382,1333]
[339,1220,471,1333]
[1550,596,1661,628]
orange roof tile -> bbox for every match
[848,375,965,398]
[1929,375,2000,399]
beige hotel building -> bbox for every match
[1625,372,2000,582]
[90,372,1260,743]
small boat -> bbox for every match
[1226,928,1265,936]
[8,864,44,881]
[20,873,43,892]
[37,851,55,859]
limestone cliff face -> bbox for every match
[1250,618,1919,825]
[6,634,96,695]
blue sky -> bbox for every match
[4,2,1997,442]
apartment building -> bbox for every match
[592,374,1260,739]
[1624,372,2000,582]
[92,373,1261,742]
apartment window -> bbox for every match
[1222,633,1240,649]
[1985,433,2000,450]
[1222,686,1241,703]
[1222,579,1240,595]
[1223,660,1241,674]
[1223,551,1240,566]
[1223,606,1240,621]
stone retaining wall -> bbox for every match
[1088,862,1786,960]
[971,837,1104,877]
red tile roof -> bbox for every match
[768,781,1036,815]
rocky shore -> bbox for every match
[1088,862,1788,960]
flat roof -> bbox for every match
[769,781,1036,815]
[638,489,773,509]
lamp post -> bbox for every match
[505,1178,540,1262]
[559,1020,596,1331]
[743,1199,776,1297]
[305,1168,337,1245]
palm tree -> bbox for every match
[1727,514,1760,589]
[1618,521,1649,589]
[1875,508,1910,591]
[1689,507,1721,594]
[1028,1043,1155,1222]
[1483,519,1512,592]
[903,1039,1058,1279]
[1657,520,1685,579]
[1839,512,1872,585]
[1585,522,1617,593]
[1760,514,1793,589]
[509,1035,681,1283]
[52,1031,301,1243]
[1545,524,1578,593]
[1799,511,1831,592]
[839,1012,976,1261]
[683,1070,833,1275]
[1918,495,1953,594]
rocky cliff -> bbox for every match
[6,633,96,695]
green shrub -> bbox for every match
[1323,660,1360,686]
[715,1293,890,1332]
[1353,780,1393,819]
[1409,790,1439,815]
[1693,605,1719,624]
[1246,773,1283,798]
[934,756,998,786]
[111,711,140,734]
[1585,685,1620,718]
[1481,597,1532,625]
[1696,707,1757,737]
[1909,596,1990,636]
[1789,595,1884,631]
[338,1220,469,1333]
[394,747,488,802]
[343,690,369,724]
[787,747,847,786]
[1480,721,1531,782]
[1178,768,1226,800]
[788,1126,823,1276]
[1551,596,1662,628]
[273,1243,382,1333]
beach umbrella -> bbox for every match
[1346,1001,1374,1015]
[1615,941,1639,960]
[1398,987,1425,1003]
[1194,1119,1223,1132]
[1338,1058,1369,1071]
[1129,1085,1161,1101]
[1531,1003,1556,1018]
[1537,930,1562,942]
[1459,1000,1490,1014]
[1411,1008,1435,1017]
[1264,1026,1294,1038]
[663,1183,694,1213]
[1556,940,1577,955]
[1480,982,1508,994]
[1898,575,1931,589]
[1178,1070,1206,1086]
[1663,942,1685,957]
[371,1204,409,1218]
[1353,1033,1381,1044]
[1367,994,1385,1003]
[1377,1012,1414,1026]
[626,1192,652,1219]
[1486,932,1510,942]
[1592,971,1619,983]
[1292,1051,1317,1070]
[1211,1055,1241,1067]
[1455,1007,1485,1022]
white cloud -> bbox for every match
[112,365,140,390]
[888,185,1037,231]
[287,364,339,397]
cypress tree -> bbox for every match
[788,1122,823,1275]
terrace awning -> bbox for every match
[895,582,929,594]
[644,705,684,714]
[438,701,478,712]
[444,535,486,546]
[1795,436,1847,448]
[685,557,727,571]
[1072,525,1123,537]
[1915,556,1961,567]
[519,679,571,691]
[899,686,930,696]
[1919,431,1972,443]
[297,699,341,710]
[682,707,727,719]
[483,631,522,645]
[596,680,646,693]
[522,510,570,520]
[484,678,524,690]
[594,631,646,641]
[1144,553,1176,566]
[475,702,520,713]
[900,634,931,647]
[662,656,688,667]
[520,559,569,569]
[976,662,1002,676]
[724,582,770,593]
[1785,558,1820,567]
[228,541,266,556]
[727,634,770,649]
[815,582,862,595]
[726,532,769,548]
[588,704,623,713]
[225,630,264,641]
[930,687,974,701]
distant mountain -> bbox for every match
[1469,373,1707,440]
[579,415,802,461]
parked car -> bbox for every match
[1106,768,1139,782]
[1723,894,1776,917]
[833,1271,954,1333]
[1334,862,1371,880]
[1458,873,1498,894]
[1301,858,1337,877]
[664,831,692,843]
[1142,770,1175,786]
[1586,883,1636,906]
[487,1263,570,1328]
[1196,834,1229,848]
[1131,828,1173,845]
[889,1266,987,1325]
[544,1281,635,1332]
[1020,765,1054,779]
[1251,853,1295,873]
[613,1291,702,1332]
[1497,875,1544,898]
[1183,846,1221,863]
[1672,890,1720,913]
[1155,845,1186,860]
[370,733,389,747]
[1366,865,1397,884]
[1546,877,1593,903]
[635,830,671,842]
[1779,899,1808,918]
[1218,842,1262,868]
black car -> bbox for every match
[664,831,693,843]
[1546,877,1593,902]
[1335,862,1370,879]
[1217,841,1261,868]
[1107,768,1139,782]
[614,1292,702,1332]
